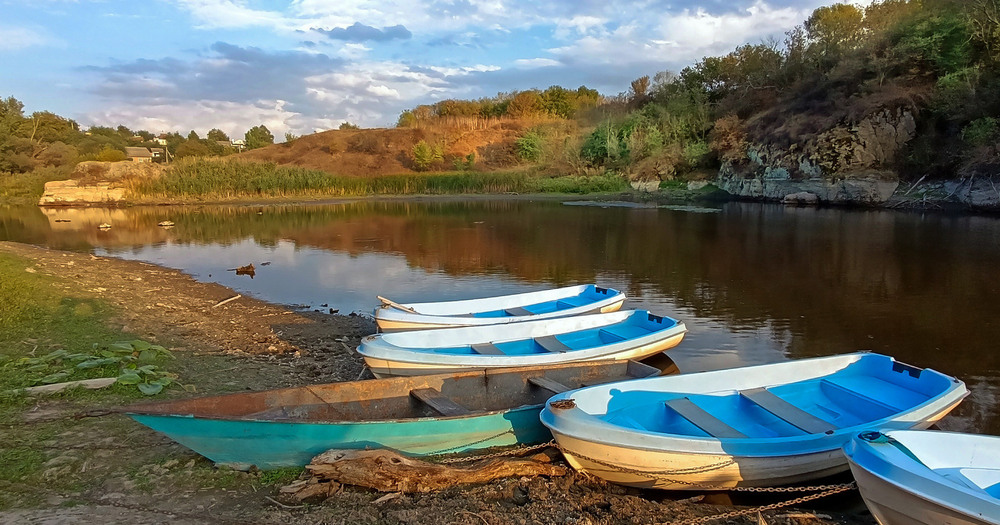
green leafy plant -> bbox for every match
[515,130,544,162]
[8,339,183,395]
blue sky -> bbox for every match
[0,0,864,139]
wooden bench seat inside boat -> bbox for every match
[664,397,746,438]
[409,388,471,416]
[471,342,505,355]
[739,387,837,434]
[534,335,570,353]
[528,376,572,393]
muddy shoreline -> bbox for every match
[0,241,874,524]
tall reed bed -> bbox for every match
[126,159,627,201]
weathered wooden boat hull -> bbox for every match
[124,360,659,470]
[540,353,967,490]
[359,310,686,378]
[130,406,548,471]
[845,430,1000,525]
[374,284,626,332]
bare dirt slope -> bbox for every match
[0,242,873,525]
[238,124,525,176]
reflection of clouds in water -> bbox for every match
[99,239,545,314]
[938,377,1000,434]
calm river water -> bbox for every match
[2,199,998,435]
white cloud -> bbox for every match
[549,1,811,66]
[0,26,49,51]
[514,58,560,69]
[173,0,298,30]
[84,98,305,140]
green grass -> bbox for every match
[127,158,630,202]
[0,254,136,398]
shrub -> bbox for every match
[95,146,126,162]
[962,117,999,148]
[515,130,544,162]
[412,140,435,171]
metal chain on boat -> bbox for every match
[552,443,855,492]
[424,430,556,463]
[662,482,857,525]
[437,439,557,464]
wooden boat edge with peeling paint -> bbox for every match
[123,359,660,470]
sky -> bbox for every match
[0,0,866,140]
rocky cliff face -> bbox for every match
[717,107,917,204]
[38,161,163,206]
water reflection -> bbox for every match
[3,199,1000,433]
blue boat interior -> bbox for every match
[469,285,613,318]
[603,357,954,438]
[426,312,678,356]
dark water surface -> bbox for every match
[2,199,998,435]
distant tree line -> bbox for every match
[0,97,277,174]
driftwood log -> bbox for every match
[281,448,567,500]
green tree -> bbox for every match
[95,145,126,162]
[340,121,361,130]
[175,140,210,158]
[187,130,200,141]
[207,128,229,142]
[244,125,274,149]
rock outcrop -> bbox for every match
[717,107,916,205]
[39,180,126,206]
[38,161,163,206]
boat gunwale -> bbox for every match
[359,312,688,368]
[122,359,659,424]
[377,284,621,316]
[540,353,968,456]
[845,431,1000,522]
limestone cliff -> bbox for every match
[38,161,163,206]
[716,107,917,205]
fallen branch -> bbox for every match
[282,448,566,499]
[21,377,116,395]
[212,294,242,308]
[264,495,304,510]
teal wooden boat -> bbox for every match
[123,359,659,470]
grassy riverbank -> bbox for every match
[124,158,630,203]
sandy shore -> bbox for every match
[0,241,874,525]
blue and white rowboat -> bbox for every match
[539,352,968,490]
[845,430,1000,525]
[123,359,659,470]
[374,284,626,332]
[358,310,686,377]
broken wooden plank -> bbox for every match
[409,388,470,416]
